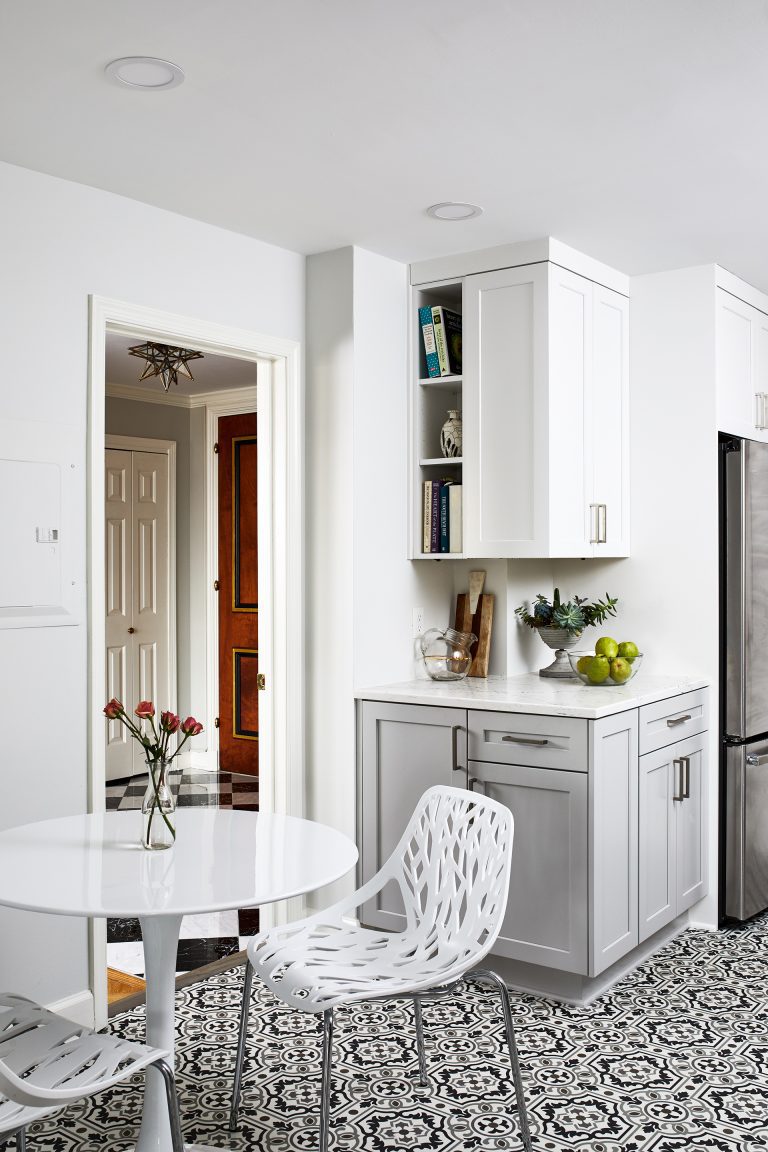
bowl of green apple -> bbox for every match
[567,638,642,685]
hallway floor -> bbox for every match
[105,770,259,977]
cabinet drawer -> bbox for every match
[639,689,708,755]
[468,710,588,772]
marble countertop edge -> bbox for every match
[354,673,709,719]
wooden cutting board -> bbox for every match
[455,591,494,677]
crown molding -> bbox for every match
[105,381,257,410]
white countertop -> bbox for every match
[356,673,708,719]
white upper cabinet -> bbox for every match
[462,261,629,558]
[717,286,768,442]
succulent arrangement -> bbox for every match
[514,587,619,635]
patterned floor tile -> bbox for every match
[29,909,768,1150]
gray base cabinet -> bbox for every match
[357,689,707,987]
[359,701,467,931]
[638,730,707,942]
[472,760,588,973]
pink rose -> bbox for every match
[181,716,204,736]
[103,698,123,719]
[135,701,155,719]
[160,711,180,733]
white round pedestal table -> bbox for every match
[0,809,358,1152]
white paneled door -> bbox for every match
[105,448,170,780]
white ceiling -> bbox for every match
[3,1,768,287]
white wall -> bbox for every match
[0,160,303,1008]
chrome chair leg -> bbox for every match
[153,1058,185,1152]
[472,970,532,1152]
[412,995,429,1086]
[16,1130,26,1152]
[318,1009,334,1152]
[229,961,254,1131]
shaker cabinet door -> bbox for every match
[359,701,467,931]
[638,746,677,943]
[716,288,768,442]
[591,285,630,556]
[675,739,708,913]
[462,263,550,558]
[638,732,708,943]
[471,761,588,974]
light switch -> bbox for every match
[35,528,59,543]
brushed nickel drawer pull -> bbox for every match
[666,714,692,727]
[501,735,549,747]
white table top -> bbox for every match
[0,809,358,918]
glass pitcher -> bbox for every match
[420,627,477,681]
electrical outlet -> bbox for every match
[412,606,425,636]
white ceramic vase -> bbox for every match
[440,410,462,458]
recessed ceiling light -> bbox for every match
[105,57,185,90]
[426,202,483,221]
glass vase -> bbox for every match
[142,756,177,850]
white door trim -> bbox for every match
[105,435,177,776]
[88,296,304,1028]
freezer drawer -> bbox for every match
[725,739,768,920]
[468,710,588,772]
[638,689,708,756]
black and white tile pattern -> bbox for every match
[106,770,259,977]
[26,912,768,1150]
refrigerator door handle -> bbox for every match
[673,758,684,802]
[746,753,768,766]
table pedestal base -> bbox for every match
[137,915,183,1152]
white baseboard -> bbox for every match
[48,989,95,1029]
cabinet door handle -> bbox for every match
[666,714,692,727]
[598,504,607,544]
[682,755,691,799]
[451,725,464,773]
[673,758,684,802]
[501,735,549,747]
[468,776,484,793]
[756,392,768,430]
[589,503,599,544]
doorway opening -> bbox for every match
[88,297,304,1028]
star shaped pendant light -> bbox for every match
[128,341,204,392]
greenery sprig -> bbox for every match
[514,587,619,635]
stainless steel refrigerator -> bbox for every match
[721,434,768,920]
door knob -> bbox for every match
[127,627,136,634]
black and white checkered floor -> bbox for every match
[105,770,259,977]
[27,912,768,1150]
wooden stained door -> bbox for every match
[218,413,259,775]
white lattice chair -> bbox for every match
[0,993,183,1151]
[230,785,532,1151]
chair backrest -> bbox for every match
[386,786,514,957]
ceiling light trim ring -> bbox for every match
[426,202,483,221]
[105,57,185,90]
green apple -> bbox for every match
[587,655,610,684]
[610,657,632,684]
[617,640,639,662]
[595,636,619,659]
